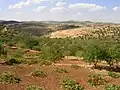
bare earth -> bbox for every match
[0,59,120,90]
[49,28,89,38]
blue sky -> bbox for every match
[0,0,120,22]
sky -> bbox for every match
[0,0,120,23]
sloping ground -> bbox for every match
[49,28,89,38]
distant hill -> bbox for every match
[0,20,21,24]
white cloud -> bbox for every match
[56,2,66,7]
[16,12,22,15]
[113,7,120,11]
[69,3,105,12]
[8,0,50,9]
[33,6,46,12]
[50,7,66,13]
[8,0,31,9]
[31,0,50,4]
[77,12,82,15]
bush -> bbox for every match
[61,78,84,90]
[40,60,52,66]
[108,71,120,78]
[88,74,108,87]
[25,85,44,90]
[105,85,120,90]
[27,59,39,65]
[31,70,47,77]
[55,68,68,73]
[0,72,21,84]
[6,58,25,65]
[70,64,80,70]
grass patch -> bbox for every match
[25,85,44,90]
[5,58,26,65]
[40,60,52,66]
[55,68,68,73]
[105,84,120,90]
[31,70,47,78]
[88,74,108,87]
[0,72,21,84]
[70,64,81,70]
[61,78,84,90]
[108,71,120,78]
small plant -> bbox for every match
[0,72,21,84]
[25,85,44,90]
[31,70,47,77]
[55,68,68,73]
[27,59,39,65]
[40,60,52,66]
[5,58,25,65]
[61,78,84,90]
[108,71,120,78]
[70,64,80,70]
[88,74,108,87]
[105,84,120,90]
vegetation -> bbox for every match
[31,70,47,77]
[70,64,81,70]
[105,85,120,90]
[108,71,120,78]
[0,23,120,90]
[61,78,84,90]
[0,44,7,57]
[0,24,120,68]
[88,74,108,87]
[55,68,68,73]
[25,85,44,90]
[0,72,21,84]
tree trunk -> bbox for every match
[94,60,98,68]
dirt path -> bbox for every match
[53,63,93,68]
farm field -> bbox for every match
[0,59,120,90]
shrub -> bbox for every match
[88,74,108,87]
[27,59,39,65]
[105,84,120,90]
[31,70,47,77]
[61,78,84,90]
[40,60,52,66]
[0,72,21,84]
[5,58,25,65]
[108,71,120,78]
[25,85,44,90]
[55,68,68,73]
[70,64,80,70]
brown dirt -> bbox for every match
[0,59,120,90]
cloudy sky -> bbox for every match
[0,0,120,22]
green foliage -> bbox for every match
[1,24,120,68]
[40,45,63,61]
[55,68,68,73]
[25,37,39,49]
[40,60,52,66]
[31,70,47,77]
[105,85,120,90]
[88,74,108,87]
[25,85,44,90]
[70,64,80,70]
[108,71,120,78]
[0,72,21,84]
[6,58,25,65]
[0,44,7,56]
[27,59,40,65]
[61,78,84,90]
[83,40,106,67]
